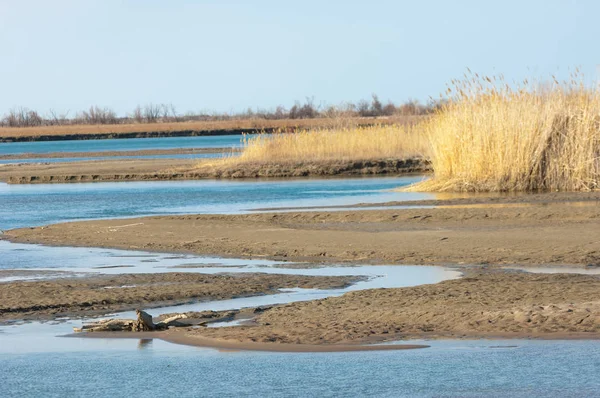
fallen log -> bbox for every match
[74,309,190,333]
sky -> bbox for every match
[0,0,598,116]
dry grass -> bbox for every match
[0,116,423,139]
[214,72,599,192]
[408,72,600,192]
[216,124,428,165]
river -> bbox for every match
[0,140,598,397]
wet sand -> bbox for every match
[0,158,429,183]
[67,269,600,348]
[6,193,598,266]
[0,158,199,183]
[3,192,599,348]
[0,272,357,322]
[184,270,599,345]
[74,330,429,352]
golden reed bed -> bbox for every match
[218,72,599,192]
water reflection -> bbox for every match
[138,339,153,350]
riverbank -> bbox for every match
[67,268,600,349]
[5,193,598,266]
[0,158,430,183]
[176,269,599,345]
[0,272,358,322]
[2,191,599,348]
[77,331,430,352]
[0,116,422,142]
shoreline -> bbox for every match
[0,116,423,142]
[2,192,598,350]
[4,193,598,266]
[69,331,431,352]
[0,272,359,323]
[0,158,430,184]
[68,329,600,353]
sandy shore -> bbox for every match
[0,272,357,322]
[67,268,600,348]
[74,330,429,352]
[0,158,199,183]
[0,158,430,184]
[6,193,598,266]
[184,269,599,344]
[3,192,599,347]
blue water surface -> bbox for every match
[1,163,598,397]
[0,152,226,164]
[0,176,429,230]
[1,339,598,397]
[0,134,251,155]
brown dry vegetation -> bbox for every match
[213,73,600,192]
[0,116,423,140]
[409,73,600,192]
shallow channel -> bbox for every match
[1,172,598,396]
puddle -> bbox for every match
[0,241,285,278]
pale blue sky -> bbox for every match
[0,0,598,115]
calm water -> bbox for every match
[1,338,598,397]
[0,135,251,155]
[0,152,225,164]
[1,171,598,396]
[0,176,430,230]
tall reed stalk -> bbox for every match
[409,72,600,191]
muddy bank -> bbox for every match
[255,191,600,211]
[197,158,430,178]
[0,147,237,160]
[0,158,198,183]
[0,272,358,322]
[0,158,430,184]
[179,270,600,345]
[72,269,600,347]
[6,194,599,266]
[75,330,429,352]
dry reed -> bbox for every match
[407,72,600,192]
[224,124,428,165]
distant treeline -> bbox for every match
[1,95,441,128]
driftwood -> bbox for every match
[74,310,188,333]
[132,309,156,331]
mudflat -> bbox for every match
[3,192,599,346]
[181,269,600,345]
[0,158,429,183]
[6,193,599,266]
[0,158,199,183]
[0,272,357,322]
